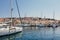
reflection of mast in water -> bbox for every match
[52,28,55,40]
[40,28,43,40]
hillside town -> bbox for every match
[0,17,60,26]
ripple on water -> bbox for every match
[0,27,60,40]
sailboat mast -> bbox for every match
[53,11,55,20]
[10,0,13,27]
[41,11,42,18]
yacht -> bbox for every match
[0,0,22,36]
[0,26,22,36]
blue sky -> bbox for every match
[0,0,60,20]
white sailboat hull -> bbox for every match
[0,27,22,36]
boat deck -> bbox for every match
[0,27,22,36]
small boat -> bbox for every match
[47,23,58,28]
[15,23,31,27]
[30,24,36,27]
[52,24,58,28]
[22,24,31,27]
[15,23,24,27]
[36,23,45,27]
[0,23,8,26]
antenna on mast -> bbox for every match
[53,10,55,20]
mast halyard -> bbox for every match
[9,0,12,32]
[15,0,22,24]
[10,0,16,33]
[9,0,11,33]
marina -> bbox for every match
[0,0,60,40]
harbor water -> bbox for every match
[0,27,60,40]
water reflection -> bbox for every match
[0,32,22,40]
[0,27,60,40]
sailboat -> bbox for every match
[51,11,58,28]
[0,0,22,36]
[47,11,58,28]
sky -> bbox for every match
[0,0,60,20]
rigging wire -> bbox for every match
[15,0,22,23]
